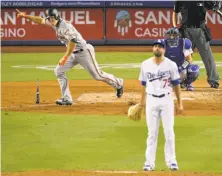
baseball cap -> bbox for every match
[152,39,165,48]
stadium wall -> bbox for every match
[1,1,222,46]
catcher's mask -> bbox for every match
[46,8,60,20]
[165,28,180,47]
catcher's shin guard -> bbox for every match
[186,64,200,84]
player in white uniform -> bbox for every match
[138,39,183,171]
[16,8,124,105]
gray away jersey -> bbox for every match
[46,18,87,50]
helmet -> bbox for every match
[165,27,180,47]
[46,8,60,20]
[152,39,165,48]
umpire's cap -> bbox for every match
[152,39,165,48]
[46,8,60,20]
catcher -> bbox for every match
[128,39,183,171]
[164,27,200,91]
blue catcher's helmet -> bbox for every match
[165,27,180,47]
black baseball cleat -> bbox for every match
[55,98,73,105]
[208,80,219,89]
[116,86,123,98]
[210,83,219,89]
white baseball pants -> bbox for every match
[144,93,178,169]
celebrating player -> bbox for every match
[139,39,183,171]
[164,27,200,91]
[16,8,124,105]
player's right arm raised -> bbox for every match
[16,9,45,25]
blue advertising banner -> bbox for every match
[1,1,173,8]
[1,1,105,8]
[106,1,174,8]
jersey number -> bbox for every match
[163,79,171,88]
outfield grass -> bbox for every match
[1,52,222,82]
[1,111,222,173]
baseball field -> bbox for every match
[1,46,222,176]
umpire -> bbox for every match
[172,1,221,88]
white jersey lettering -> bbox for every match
[139,57,180,95]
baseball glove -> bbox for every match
[128,103,144,121]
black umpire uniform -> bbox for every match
[173,1,221,88]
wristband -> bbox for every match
[63,56,68,60]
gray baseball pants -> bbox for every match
[184,28,219,84]
[54,44,123,101]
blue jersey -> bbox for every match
[164,38,192,67]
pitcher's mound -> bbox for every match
[76,92,195,104]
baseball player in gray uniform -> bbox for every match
[16,8,124,105]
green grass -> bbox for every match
[1,52,222,82]
[2,111,222,173]
[1,52,222,173]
